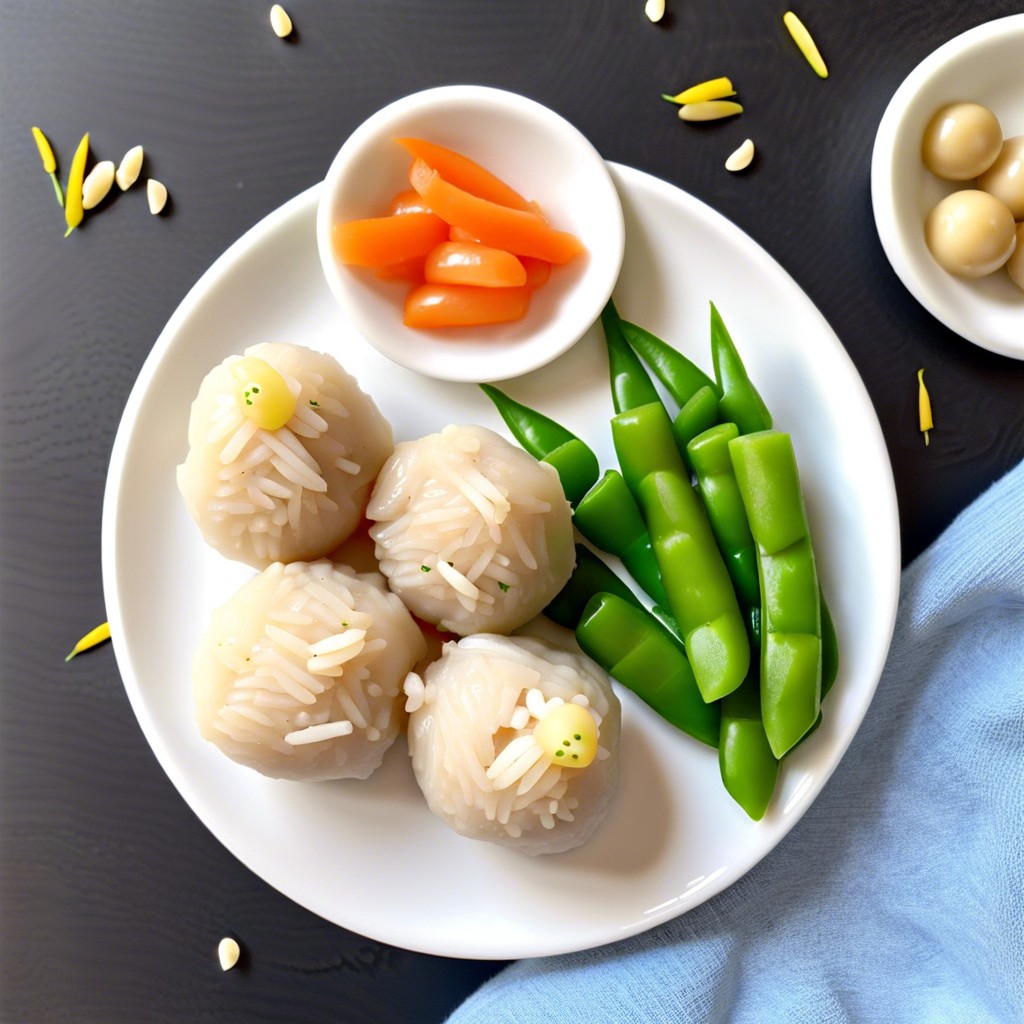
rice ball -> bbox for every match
[366,424,574,635]
[405,634,621,855]
[177,342,393,568]
[194,560,426,781]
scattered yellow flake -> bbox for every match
[783,11,828,78]
[644,0,665,23]
[917,369,933,446]
[66,621,111,662]
[32,126,65,207]
[147,178,168,215]
[64,132,90,237]
[217,937,241,971]
[664,77,736,105]
[269,4,293,38]
[678,101,744,123]
[725,138,756,172]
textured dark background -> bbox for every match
[2,1,1023,1021]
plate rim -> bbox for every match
[101,163,900,959]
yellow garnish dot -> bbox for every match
[66,621,111,662]
[231,356,297,431]
[664,77,736,105]
[918,368,933,446]
[32,126,64,207]
[533,703,598,769]
[783,11,828,79]
[678,101,744,123]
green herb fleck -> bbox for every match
[555,749,565,757]
[309,399,320,407]
[498,582,510,593]
[420,565,431,573]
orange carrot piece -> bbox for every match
[520,256,551,288]
[375,256,426,282]
[424,242,527,288]
[333,212,448,267]
[404,283,532,328]
[387,188,432,216]
[449,224,479,243]
[395,137,536,212]
[409,159,583,265]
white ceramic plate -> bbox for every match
[102,164,900,960]
[871,14,1024,359]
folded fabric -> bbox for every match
[447,459,1024,1024]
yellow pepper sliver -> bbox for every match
[918,368,933,446]
[64,131,90,237]
[783,11,828,79]
[662,77,736,105]
[32,126,65,207]
[66,621,111,661]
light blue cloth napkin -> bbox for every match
[447,459,1024,1024]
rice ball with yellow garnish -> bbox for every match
[404,634,621,855]
[177,342,393,568]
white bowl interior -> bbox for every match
[316,86,625,382]
[871,15,1024,359]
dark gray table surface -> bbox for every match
[3,2,1023,1021]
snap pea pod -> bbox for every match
[577,592,720,747]
[573,470,668,607]
[729,430,821,758]
[686,422,760,609]
[544,544,641,629]
[601,298,661,414]
[719,670,778,820]
[479,382,667,606]
[673,384,721,460]
[617,317,717,407]
[479,384,599,505]
[710,302,772,435]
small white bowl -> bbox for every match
[871,15,1024,360]
[316,86,625,382]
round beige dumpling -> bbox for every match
[924,189,1017,278]
[921,102,1002,181]
[978,135,1024,221]
[404,634,621,855]
[366,424,574,636]
[1007,224,1024,293]
[194,560,426,781]
[177,342,393,568]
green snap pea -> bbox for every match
[719,671,778,820]
[544,544,641,629]
[637,469,751,702]
[577,592,720,747]
[710,303,772,435]
[479,384,599,505]
[729,430,821,758]
[618,318,717,406]
[687,422,760,609]
[601,299,661,415]
[672,384,721,460]
[574,470,668,607]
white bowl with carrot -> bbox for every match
[316,85,625,382]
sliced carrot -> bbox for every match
[333,212,448,267]
[424,242,527,288]
[395,137,536,213]
[520,256,551,288]
[449,224,479,243]
[387,188,432,216]
[404,283,532,328]
[375,255,426,282]
[409,159,583,265]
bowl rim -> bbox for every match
[870,14,1024,360]
[315,84,626,382]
